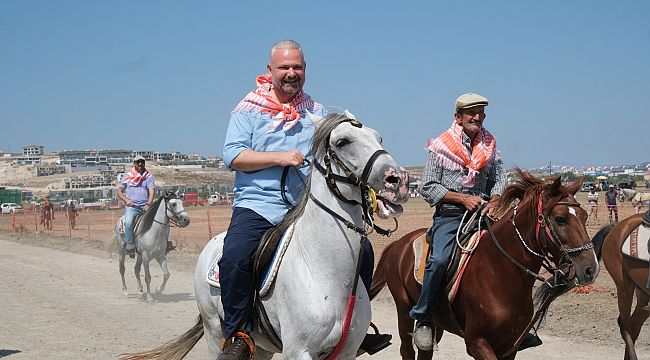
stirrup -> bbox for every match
[358,322,392,355]
[517,332,543,351]
[219,332,254,360]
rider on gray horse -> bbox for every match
[117,155,155,258]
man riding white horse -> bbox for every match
[218,39,390,359]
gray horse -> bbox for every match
[114,191,190,302]
[120,112,410,359]
[618,188,650,213]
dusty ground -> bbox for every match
[1,195,649,359]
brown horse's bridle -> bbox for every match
[486,191,594,284]
[509,191,594,283]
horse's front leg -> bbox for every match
[142,256,154,302]
[134,254,144,297]
[118,245,128,297]
[155,255,170,294]
[466,337,498,360]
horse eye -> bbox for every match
[335,138,351,147]
[554,216,567,226]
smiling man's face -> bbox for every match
[455,106,486,139]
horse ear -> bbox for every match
[343,109,357,120]
[550,176,563,195]
[565,177,583,196]
[307,111,325,129]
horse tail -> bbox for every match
[368,240,400,300]
[118,314,204,360]
[591,223,614,261]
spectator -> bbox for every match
[587,186,598,224]
[605,184,619,223]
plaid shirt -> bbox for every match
[420,132,506,207]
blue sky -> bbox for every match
[1,1,648,168]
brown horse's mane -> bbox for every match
[497,168,576,219]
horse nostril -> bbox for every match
[585,267,594,278]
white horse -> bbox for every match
[618,188,650,213]
[114,191,190,302]
[120,112,410,359]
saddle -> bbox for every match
[621,224,650,268]
[413,214,485,303]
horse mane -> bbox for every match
[135,195,165,236]
[261,113,353,246]
[497,168,575,218]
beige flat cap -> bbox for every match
[455,93,489,111]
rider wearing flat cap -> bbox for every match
[411,93,546,351]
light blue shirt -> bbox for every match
[223,107,326,225]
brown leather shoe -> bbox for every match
[218,333,253,360]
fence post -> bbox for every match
[68,211,72,238]
[87,212,91,240]
[207,207,213,240]
[35,210,38,232]
[12,212,16,232]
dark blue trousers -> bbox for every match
[218,206,376,339]
[219,207,274,339]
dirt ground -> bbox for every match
[1,195,649,359]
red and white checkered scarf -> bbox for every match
[425,122,499,187]
[232,73,320,132]
[122,167,152,187]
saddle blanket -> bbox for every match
[412,230,484,303]
[622,225,650,261]
[207,223,295,298]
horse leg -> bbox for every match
[134,255,144,297]
[626,289,650,360]
[615,279,637,360]
[155,255,171,294]
[388,284,419,360]
[142,256,154,302]
[119,250,128,297]
[465,337,498,360]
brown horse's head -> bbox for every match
[499,169,599,286]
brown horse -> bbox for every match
[369,171,599,360]
[591,215,649,360]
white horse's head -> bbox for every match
[618,188,636,202]
[164,191,190,227]
[308,111,409,218]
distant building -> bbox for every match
[97,149,131,164]
[132,151,154,160]
[23,144,44,156]
[15,155,41,165]
[59,150,93,165]
[36,164,67,177]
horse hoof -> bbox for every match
[122,291,129,297]
[155,287,164,294]
[146,295,154,303]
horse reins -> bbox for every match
[152,196,188,228]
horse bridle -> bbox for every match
[488,191,594,284]
[152,195,188,228]
[310,118,397,237]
